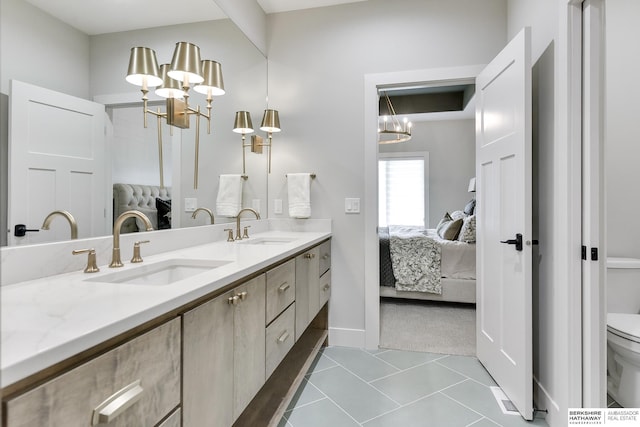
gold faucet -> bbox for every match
[191,207,215,224]
[41,210,78,239]
[110,210,153,268]
[235,208,260,240]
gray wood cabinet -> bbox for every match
[233,275,267,420]
[4,318,181,427]
[182,289,235,427]
[182,275,266,426]
[295,247,320,341]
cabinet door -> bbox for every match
[233,275,266,420]
[183,291,234,427]
[295,247,319,341]
[5,319,180,427]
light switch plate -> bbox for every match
[345,198,360,214]
[274,199,283,214]
[184,198,197,212]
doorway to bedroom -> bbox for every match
[376,82,478,356]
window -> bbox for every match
[378,152,429,227]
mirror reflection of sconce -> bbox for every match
[125,43,225,189]
[233,111,254,178]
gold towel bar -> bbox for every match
[285,173,316,179]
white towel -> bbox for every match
[287,173,312,218]
[216,174,243,217]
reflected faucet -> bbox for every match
[110,210,153,268]
[234,208,260,240]
[191,207,215,224]
[41,210,78,240]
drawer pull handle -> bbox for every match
[277,331,290,343]
[323,284,330,291]
[322,254,329,260]
[238,291,248,301]
[304,253,316,259]
[228,295,239,305]
[91,380,144,425]
[278,282,290,293]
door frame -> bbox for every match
[581,0,607,407]
[363,64,485,349]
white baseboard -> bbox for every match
[328,327,366,348]
[534,375,561,426]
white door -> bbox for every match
[8,80,107,245]
[476,27,533,420]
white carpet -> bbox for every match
[379,298,476,356]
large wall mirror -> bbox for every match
[0,0,268,247]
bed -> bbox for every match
[113,183,172,233]
[379,215,476,304]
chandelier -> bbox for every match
[125,42,225,189]
[378,91,412,144]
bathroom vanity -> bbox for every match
[1,223,331,427]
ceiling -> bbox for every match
[24,0,368,36]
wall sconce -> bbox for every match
[232,111,254,177]
[125,42,225,189]
[256,109,281,173]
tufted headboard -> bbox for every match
[113,183,172,233]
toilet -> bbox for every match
[607,257,640,407]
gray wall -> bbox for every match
[380,119,475,228]
[266,0,507,339]
[606,0,640,259]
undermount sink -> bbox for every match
[86,259,231,286]
[237,237,296,245]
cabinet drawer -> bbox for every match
[5,318,181,427]
[319,240,331,276]
[266,259,295,324]
[319,270,331,307]
[265,303,295,378]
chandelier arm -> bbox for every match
[384,93,402,129]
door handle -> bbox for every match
[14,224,39,237]
[500,233,523,251]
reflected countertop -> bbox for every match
[1,228,331,388]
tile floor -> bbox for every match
[279,347,549,427]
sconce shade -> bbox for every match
[126,47,162,87]
[260,109,281,133]
[167,42,204,84]
[155,64,185,99]
[233,111,254,134]
[468,177,476,192]
[194,60,225,96]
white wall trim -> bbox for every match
[581,0,607,407]
[363,65,485,349]
[329,327,366,348]
[557,0,585,411]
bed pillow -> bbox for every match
[156,198,172,230]
[458,214,476,243]
[464,199,476,215]
[436,212,453,230]
[451,210,467,221]
[436,213,463,240]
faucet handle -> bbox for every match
[243,225,251,239]
[224,228,235,242]
[131,240,150,263]
[72,248,100,273]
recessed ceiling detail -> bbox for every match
[379,84,476,117]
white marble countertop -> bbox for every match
[1,229,331,388]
